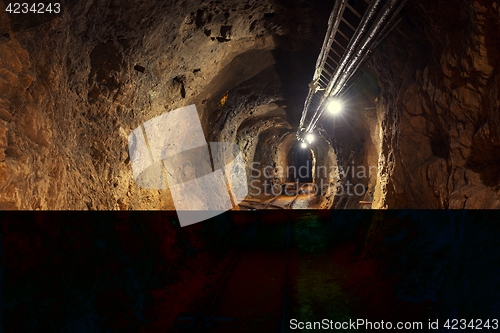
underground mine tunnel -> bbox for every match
[1,0,499,210]
[2,0,500,332]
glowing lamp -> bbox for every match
[327,100,343,115]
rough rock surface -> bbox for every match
[367,0,500,208]
[323,0,500,209]
[0,0,329,209]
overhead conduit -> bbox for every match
[297,0,409,138]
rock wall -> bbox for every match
[327,0,500,209]
[369,0,500,208]
[0,0,329,209]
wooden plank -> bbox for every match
[322,66,334,77]
[327,55,339,65]
[341,17,357,31]
[346,3,362,18]
[337,28,351,42]
[333,38,347,50]
[329,47,343,59]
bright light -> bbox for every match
[327,99,343,115]
[305,133,315,144]
[300,142,308,149]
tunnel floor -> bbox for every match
[4,211,499,332]
[146,212,430,332]
[240,183,320,210]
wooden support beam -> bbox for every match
[346,3,362,18]
[341,17,357,31]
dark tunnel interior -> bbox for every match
[289,143,313,183]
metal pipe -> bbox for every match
[304,0,383,133]
[324,0,384,97]
[298,0,348,131]
[306,0,408,133]
[331,0,408,97]
[313,0,348,83]
[337,7,407,96]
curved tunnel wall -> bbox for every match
[0,0,329,209]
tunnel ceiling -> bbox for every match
[1,0,499,209]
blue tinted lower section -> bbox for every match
[2,210,499,332]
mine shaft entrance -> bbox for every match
[288,143,314,183]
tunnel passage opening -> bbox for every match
[287,142,315,183]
